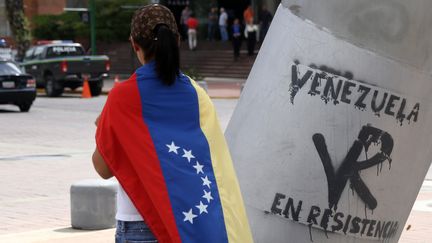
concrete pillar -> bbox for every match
[226,1,432,242]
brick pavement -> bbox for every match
[0,96,106,238]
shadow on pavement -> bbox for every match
[36,94,82,99]
[53,227,101,233]
[0,108,19,113]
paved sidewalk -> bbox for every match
[1,183,430,243]
[54,76,245,99]
[399,180,432,242]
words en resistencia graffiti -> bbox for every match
[270,194,399,240]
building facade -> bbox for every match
[1,0,68,40]
[0,0,11,38]
[24,0,66,21]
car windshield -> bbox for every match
[0,62,22,75]
[46,46,84,58]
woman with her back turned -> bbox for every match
[92,4,253,243]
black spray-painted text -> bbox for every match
[288,64,420,125]
[270,194,399,240]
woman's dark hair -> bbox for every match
[132,24,180,85]
[130,4,181,86]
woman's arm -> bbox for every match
[92,148,113,179]
[92,114,113,179]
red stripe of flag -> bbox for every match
[96,74,181,242]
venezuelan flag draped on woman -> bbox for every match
[95,60,253,242]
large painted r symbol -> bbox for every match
[312,125,394,210]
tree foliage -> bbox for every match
[32,0,148,42]
[32,13,88,41]
[5,0,32,61]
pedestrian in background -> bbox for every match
[232,18,242,60]
[207,7,218,41]
[187,13,199,50]
[180,5,191,40]
[244,18,259,56]
[243,5,254,24]
[219,7,229,41]
[259,5,273,43]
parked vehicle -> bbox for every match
[0,59,36,112]
[0,38,14,60]
[21,43,110,97]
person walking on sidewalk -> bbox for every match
[232,18,242,60]
[187,13,199,50]
[243,5,254,25]
[92,4,253,243]
[180,5,191,40]
[207,7,218,41]
[219,7,229,41]
[258,5,273,43]
[244,18,259,56]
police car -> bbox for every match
[0,59,36,112]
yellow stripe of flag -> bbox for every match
[190,80,254,243]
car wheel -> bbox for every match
[18,103,32,112]
[45,74,64,97]
[89,80,103,96]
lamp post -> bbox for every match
[64,0,96,55]
[89,0,95,55]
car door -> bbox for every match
[28,46,45,83]
[23,48,35,75]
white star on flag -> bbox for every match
[182,208,197,224]
[202,190,213,203]
[193,161,204,174]
[166,141,180,154]
[196,201,208,214]
[182,149,195,162]
[201,176,212,188]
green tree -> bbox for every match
[33,13,88,40]
[5,0,32,61]
[32,0,148,43]
[95,0,148,42]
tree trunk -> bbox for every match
[5,0,32,61]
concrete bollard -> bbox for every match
[70,179,118,230]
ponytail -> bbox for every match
[154,24,180,85]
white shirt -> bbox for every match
[219,12,228,26]
[116,184,144,221]
[244,24,260,39]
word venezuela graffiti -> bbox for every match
[266,63,418,240]
[288,63,420,125]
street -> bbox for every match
[0,94,107,236]
[0,94,431,242]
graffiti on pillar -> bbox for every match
[269,124,398,240]
[265,62,413,240]
[312,125,394,211]
[288,63,420,125]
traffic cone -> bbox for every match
[82,76,92,98]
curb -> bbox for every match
[37,90,241,99]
